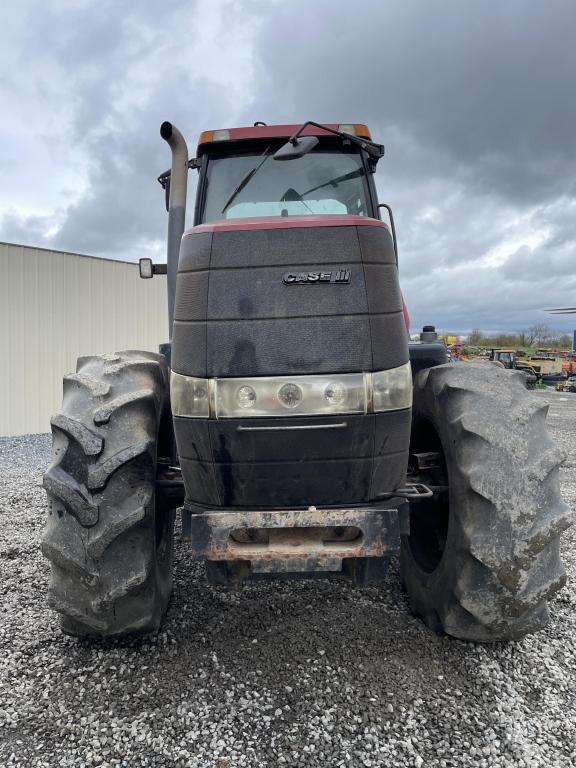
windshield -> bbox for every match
[201,148,371,223]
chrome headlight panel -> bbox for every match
[171,364,412,419]
[215,373,367,419]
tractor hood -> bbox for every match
[170,215,411,508]
[172,216,408,378]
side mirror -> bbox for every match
[139,258,167,279]
[274,136,319,161]
[139,258,154,279]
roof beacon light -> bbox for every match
[198,129,231,145]
[338,124,372,139]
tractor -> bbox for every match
[556,376,576,393]
[42,121,573,641]
[488,348,540,387]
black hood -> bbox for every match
[172,216,408,378]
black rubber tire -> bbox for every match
[42,351,174,638]
[401,363,573,642]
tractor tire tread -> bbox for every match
[93,388,155,425]
[401,362,573,641]
[42,350,173,638]
[50,414,103,456]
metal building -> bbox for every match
[0,242,167,437]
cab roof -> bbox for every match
[197,123,372,153]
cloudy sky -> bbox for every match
[1,0,575,334]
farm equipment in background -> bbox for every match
[488,348,540,387]
[561,358,576,377]
[556,376,576,393]
[42,120,572,643]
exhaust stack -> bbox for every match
[160,121,189,337]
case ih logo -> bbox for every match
[283,270,351,285]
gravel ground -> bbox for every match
[0,390,575,768]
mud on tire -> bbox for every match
[42,351,174,638]
[401,363,573,642]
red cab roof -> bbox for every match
[197,123,372,150]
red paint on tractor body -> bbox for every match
[187,215,388,236]
[197,123,371,150]
[401,296,411,333]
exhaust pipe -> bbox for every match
[160,121,189,337]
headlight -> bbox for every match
[371,362,412,412]
[215,373,367,418]
[277,383,303,409]
[236,385,257,409]
[324,381,346,406]
[170,372,210,417]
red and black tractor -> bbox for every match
[43,120,572,641]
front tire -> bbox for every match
[401,363,573,642]
[42,351,174,638]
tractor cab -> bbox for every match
[167,122,414,509]
[195,123,379,224]
[489,348,516,368]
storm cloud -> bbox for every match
[1,0,575,333]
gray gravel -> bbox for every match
[0,390,575,768]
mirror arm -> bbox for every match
[157,170,171,212]
[158,158,200,187]
[158,157,201,212]
[289,121,385,159]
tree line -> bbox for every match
[463,324,573,350]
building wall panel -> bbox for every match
[0,243,168,436]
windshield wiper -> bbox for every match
[279,169,364,215]
[221,144,272,214]
[299,168,364,197]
